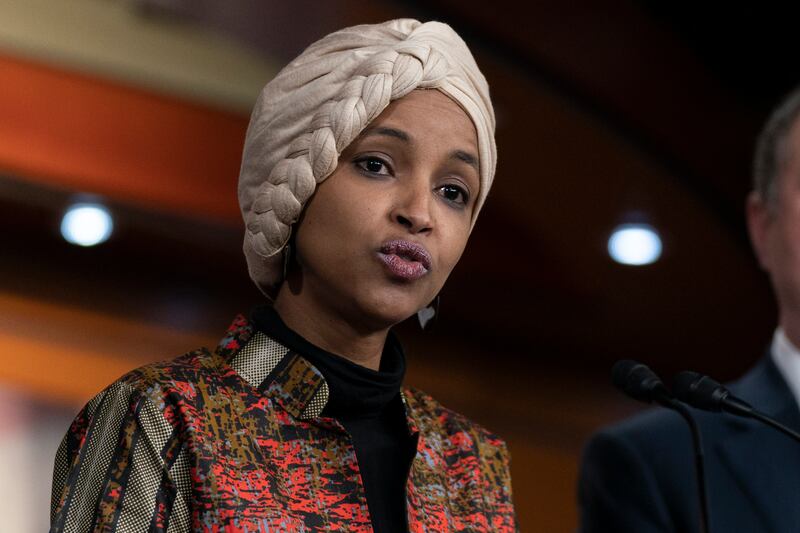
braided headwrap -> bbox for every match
[238,19,496,296]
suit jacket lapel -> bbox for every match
[716,355,800,533]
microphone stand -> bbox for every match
[612,361,711,533]
[662,399,710,533]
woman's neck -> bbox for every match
[273,287,388,371]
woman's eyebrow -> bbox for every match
[359,127,478,172]
[452,150,479,173]
[361,126,410,142]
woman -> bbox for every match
[51,19,516,532]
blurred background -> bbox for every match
[2,1,798,531]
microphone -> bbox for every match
[611,360,710,533]
[612,360,673,406]
[674,371,800,443]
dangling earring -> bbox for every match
[282,243,292,280]
[417,295,440,330]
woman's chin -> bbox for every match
[353,290,427,330]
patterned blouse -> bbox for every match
[50,315,517,532]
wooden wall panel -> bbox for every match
[0,53,248,224]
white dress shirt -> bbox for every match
[770,327,800,411]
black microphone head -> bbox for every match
[612,360,670,404]
[673,371,728,412]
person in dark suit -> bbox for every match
[578,87,800,533]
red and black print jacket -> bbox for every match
[50,315,517,532]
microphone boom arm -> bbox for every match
[674,371,800,444]
[746,409,800,443]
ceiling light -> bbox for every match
[60,203,114,247]
[608,223,662,266]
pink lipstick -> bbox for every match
[377,240,432,281]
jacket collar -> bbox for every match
[217,315,421,435]
[216,315,329,420]
[729,352,800,425]
[717,354,800,531]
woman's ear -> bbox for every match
[746,191,773,272]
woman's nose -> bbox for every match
[391,183,433,234]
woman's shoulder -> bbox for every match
[67,347,227,429]
[401,385,509,453]
[117,346,219,393]
[96,314,254,409]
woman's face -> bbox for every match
[288,89,481,329]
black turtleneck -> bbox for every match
[251,306,417,532]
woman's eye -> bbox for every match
[438,184,469,206]
[355,157,391,175]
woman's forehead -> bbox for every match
[378,90,472,122]
[364,90,478,149]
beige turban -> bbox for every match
[238,18,496,296]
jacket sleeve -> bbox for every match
[498,441,520,533]
[50,381,191,533]
[577,429,674,533]
[476,433,518,532]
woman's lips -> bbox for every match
[377,240,432,281]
